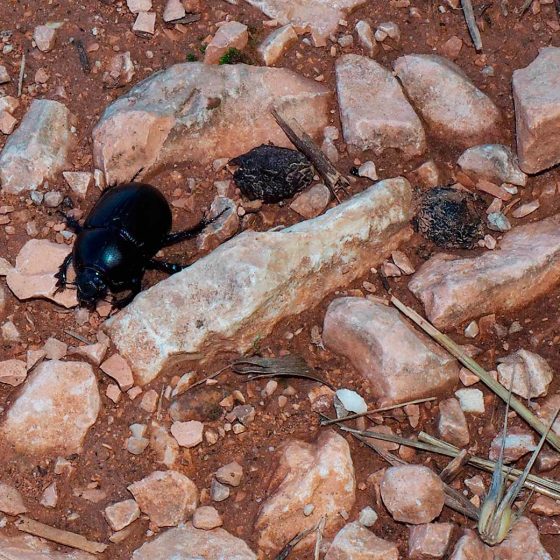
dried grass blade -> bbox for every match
[461,0,483,50]
[391,296,560,453]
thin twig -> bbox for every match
[391,296,560,454]
[274,523,320,560]
[72,38,91,73]
[519,0,533,17]
[15,516,107,554]
[64,330,94,345]
[271,106,350,203]
[461,0,483,51]
[179,364,231,395]
[17,53,25,97]
[314,516,326,560]
[440,450,471,484]
[320,396,436,426]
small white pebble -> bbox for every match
[455,388,485,413]
[358,506,378,527]
[464,321,479,338]
[303,504,315,516]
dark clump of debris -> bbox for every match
[414,186,483,249]
[230,144,314,203]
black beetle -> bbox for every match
[55,182,216,308]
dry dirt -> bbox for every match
[1,0,560,558]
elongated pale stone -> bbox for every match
[106,178,414,385]
[409,214,560,328]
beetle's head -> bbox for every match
[76,268,108,307]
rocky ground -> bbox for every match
[1,0,560,559]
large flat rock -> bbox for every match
[0,533,94,559]
[245,0,366,47]
[323,298,459,404]
[106,178,414,385]
[409,214,560,329]
[1,360,100,456]
[336,54,426,157]
[513,47,560,174]
[394,54,501,148]
[93,62,329,184]
[0,99,75,194]
[132,524,256,559]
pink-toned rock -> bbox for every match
[256,430,355,552]
[127,0,152,12]
[0,66,10,84]
[394,54,501,148]
[408,160,441,189]
[323,298,459,404]
[132,524,256,559]
[150,422,179,467]
[33,25,57,52]
[192,506,223,530]
[140,389,158,413]
[289,183,331,218]
[513,47,560,174]
[73,332,110,365]
[0,99,75,194]
[163,0,185,22]
[106,384,121,403]
[0,360,100,456]
[103,52,135,89]
[215,461,243,487]
[170,420,204,448]
[441,35,462,60]
[100,353,134,390]
[409,523,454,559]
[245,0,366,47]
[0,359,27,386]
[105,499,141,531]
[63,171,93,198]
[0,534,95,559]
[204,22,248,65]
[93,63,329,184]
[0,482,27,515]
[355,20,377,57]
[325,521,398,560]
[408,214,560,329]
[196,197,239,252]
[43,337,67,360]
[0,96,19,114]
[106,179,413,385]
[531,495,560,516]
[489,426,536,463]
[438,397,469,447]
[494,517,552,560]
[258,24,298,66]
[536,394,560,437]
[0,111,17,135]
[133,12,156,34]
[336,54,426,157]
[381,465,445,524]
[458,144,527,187]
[449,530,493,560]
[128,470,198,527]
[496,349,553,399]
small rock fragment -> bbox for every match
[171,420,204,448]
[489,426,536,463]
[325,521,399,560]
[497,349,553,399]
[335,388,367,416]
[408,160,440,188]
[0,359,27,386]
[211,479,230,502]
[103,52,135,89]
[0,66,10,84]
[128,470,198,527]
[438,398,470,447]
[215,462,243,487]
[0,111,17,135]
[531,495,560,516]
[196,197,239,252]
[204,22,248,64]
[289,183,331,218]
[441,35,462,60]
[358,506,378,527]
[0,482,27,515]
[192,506,223,530]
[391,250,415,274]
[357,161,377,180]
[105,499,141,531]
[140,389,158,413]
[127,0,152,13]
[381,465,445,524]
[163,0,186,22]
[409,523,454,559]
[455,388,485,413]
[133,12,156,34]
[512,200,540,218]
[63,171,93,198]
[100,353,134,391]
[258,24,298,66]
[487,212,511,232]
[43,337,67,360]
[40,482,58,508]
[33,25,57,52]
[355,20,377,57]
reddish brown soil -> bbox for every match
[1,0,560,558]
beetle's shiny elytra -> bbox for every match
[55,182,214,309]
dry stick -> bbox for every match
[519,0,534,17]
[314,516,326,560]
[390,296,560,454]
[17,53,25,97]
[331,421,560,499]
[461,0,483,51]
[15,516,107,554]
[64,329,95,345]
[419,432,560,498]
[440,449,471,484]
[320,396,436,426]
[181,364,232,394]
[274,522,321,560]
[271,106,350,203]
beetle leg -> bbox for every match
[54,253,73,293]
[161,209,227,247]
[147,258,184,275]
[57,211,83,233]
[112,276,142,309]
